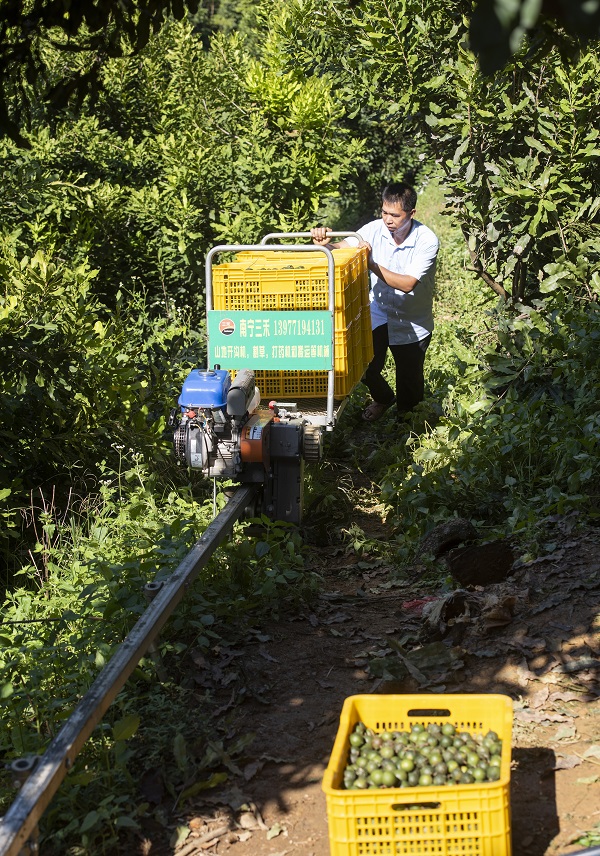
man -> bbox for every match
[311,181,439,421]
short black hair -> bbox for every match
[382,182,417,213]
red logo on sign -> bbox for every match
[219,318,235,336]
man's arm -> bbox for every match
[373,230,439,293]
[369,260,418,293]
[312,227,414,288]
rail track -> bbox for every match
[0,484,258,856]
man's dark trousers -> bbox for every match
[363,323,432,415]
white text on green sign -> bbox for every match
[208,310,334,370]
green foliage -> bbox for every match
[284,0,600,303]
[207,0,268,49]
[572,822,600,850]
[0,247,201,578]
[269,0,432,227]
[0,0,202,143]
[470,0,600,74]
[146,20,365,237]
[0,18,367,314]
[435,44,600,303]
[0,462,199,760]
[0,454,316,854]
[379,289,600,555]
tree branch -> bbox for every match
[462,227,509,300]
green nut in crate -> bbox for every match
[342,720,503,790]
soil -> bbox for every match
[140,473,600,856]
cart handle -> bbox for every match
[261,231,363,244]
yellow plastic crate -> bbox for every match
[213,248,368,332]
[253,368,345,399]
[360,307,374,367]
[323,694,513,856]
[214,249,370,398]
[251,316,365,399]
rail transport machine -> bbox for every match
[170,233,373,524]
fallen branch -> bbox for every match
[177,825,230,855]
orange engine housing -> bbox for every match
[239,413,273,469]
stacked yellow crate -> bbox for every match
[212,248,372,399]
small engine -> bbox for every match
[170,367,323,524]
[171,368,262,479]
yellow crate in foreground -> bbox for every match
[323,694,513,856]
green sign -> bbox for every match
[208,310,334,370]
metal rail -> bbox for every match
[0,484,259,856]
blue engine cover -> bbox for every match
[179,369,231,410]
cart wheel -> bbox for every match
[303,425,323,462]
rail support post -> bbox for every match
[8,758,40,855]
[143,581,169,682]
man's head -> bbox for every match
[382,182,418,213]
[381,182,417,242]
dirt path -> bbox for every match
[142,509,600,856]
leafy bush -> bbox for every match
[0,249,201,578]
[0,19,368,317]
[0,452,317,854]
[381,287,600,553]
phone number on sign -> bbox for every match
[274,318,327,337]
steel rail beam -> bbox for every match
[0,484,259,856]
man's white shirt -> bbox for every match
[349,219,439,345]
